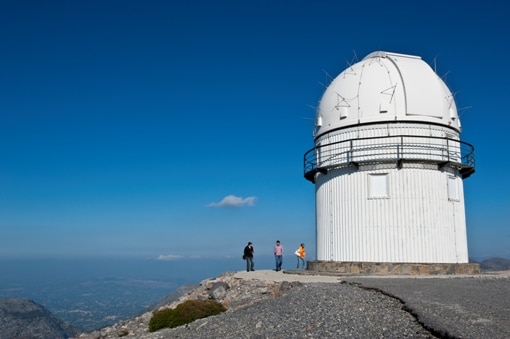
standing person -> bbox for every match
[296,243,306,269]
[243,242,254,272]
[274,240,283,271]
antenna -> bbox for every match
[457,106,471,118]
[346,50,359,68]
[352,50,359,63]
[318,81,328,89]
[381,84,397,103]
[305,105,319,135]
[303,116,315,123]
[318,70,334,89]
[441,70,451,82]
[323,69,334,82]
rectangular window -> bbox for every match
[447,175,459,201]
[368,173,388,198]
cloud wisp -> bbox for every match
[156,254,184,261]
[208,195,256,208]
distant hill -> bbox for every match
[479,257,510,271]
[0,298,81,339]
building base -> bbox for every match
[307,260,480,275]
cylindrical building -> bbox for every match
[304,51,475,264]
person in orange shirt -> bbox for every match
[296,243,306,269]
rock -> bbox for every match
[73,271,298,338]
[208,282,229,300]
[0,298,81,339]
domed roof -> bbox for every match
[315,51,460,138]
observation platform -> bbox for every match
[304,134,475,183]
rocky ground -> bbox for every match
[75,271,431,339]
[75,271,299,339]
[74,270,510,339]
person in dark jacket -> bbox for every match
[243,242,254,272]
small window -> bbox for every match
[316,115,323,127]
[368,173,388,198]
[447,175,459,201]
[449,107,456,120]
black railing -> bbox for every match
[304,135,475,182]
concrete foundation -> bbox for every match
[307,260,480,276]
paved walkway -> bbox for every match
[234,269,342,283]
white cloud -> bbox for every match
[208,195,256,208]
[156,254,183,261]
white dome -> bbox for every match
[315,51,460,138]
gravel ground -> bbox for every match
[342,275,510,339]
[113,270,510,339]
[148,282,436,339]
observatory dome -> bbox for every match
[315,51,460,138]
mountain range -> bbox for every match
[0,298,81,339]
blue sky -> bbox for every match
[1,0,508,261]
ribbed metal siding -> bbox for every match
[316,123,458,143]
[315,165,468,264]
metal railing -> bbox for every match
[304,135,475,182]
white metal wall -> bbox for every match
[315,164,469,263]
[316,123,458,145]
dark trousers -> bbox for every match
[246,257,254,271]
[275,255,282,271]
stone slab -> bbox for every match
[306,260,480,275]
